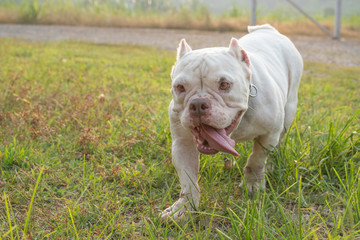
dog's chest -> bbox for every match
[230,109,269,143]
[230,119,257,142]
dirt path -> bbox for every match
[1,24,359,67]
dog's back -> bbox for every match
[240,24,303,136]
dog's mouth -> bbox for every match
[191,112,242,157]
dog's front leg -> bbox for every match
[161,123,200,221]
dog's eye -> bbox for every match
[176,84,185,93]
[219,81,230,91]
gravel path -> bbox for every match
[1,24,359,67]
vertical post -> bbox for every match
[334,0,342,39]
[250,0,257,26]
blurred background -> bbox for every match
[0,0,359,37]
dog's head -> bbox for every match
[170,38,252,156]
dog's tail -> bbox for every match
[248,24,278,33]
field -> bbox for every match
[0,38,359,239]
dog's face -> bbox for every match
[170,38,252,156]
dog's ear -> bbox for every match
[228,38,250,67]
[177,39,192,60]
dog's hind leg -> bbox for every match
[281,51,303,139]
[281,99,298,140]
[240,133,281,193]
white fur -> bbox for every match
[161,24,303,221]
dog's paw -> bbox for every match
[160,197,193,222]
[240,166,266,194]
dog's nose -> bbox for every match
[189,98,211,116]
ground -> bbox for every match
[0,23,360,67]
[0,24,359,239]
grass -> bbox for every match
[0,0,360,38]
[0,38,359,239]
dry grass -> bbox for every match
[270,20,360,39]
[0,4,359,39]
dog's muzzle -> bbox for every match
[189,98,211,117]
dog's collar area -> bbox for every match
[249,83,257,98]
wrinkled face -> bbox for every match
[170,38,252,156]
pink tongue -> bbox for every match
[201,124,239,157]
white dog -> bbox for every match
[161,24,303,220]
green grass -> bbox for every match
[0,38,359,239]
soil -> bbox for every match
[0,24,359,67]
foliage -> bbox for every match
[0,0,359,36]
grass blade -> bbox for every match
[298,176,302,240]
[2,226,17,239]
[67,206,80,240]
[23,167,44,237]
[206,201,217,239]
[8,197,20,240]
[97,204,124,239]
[216,228,233,240]
[267,178,296,239]
[4,192,14,240]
